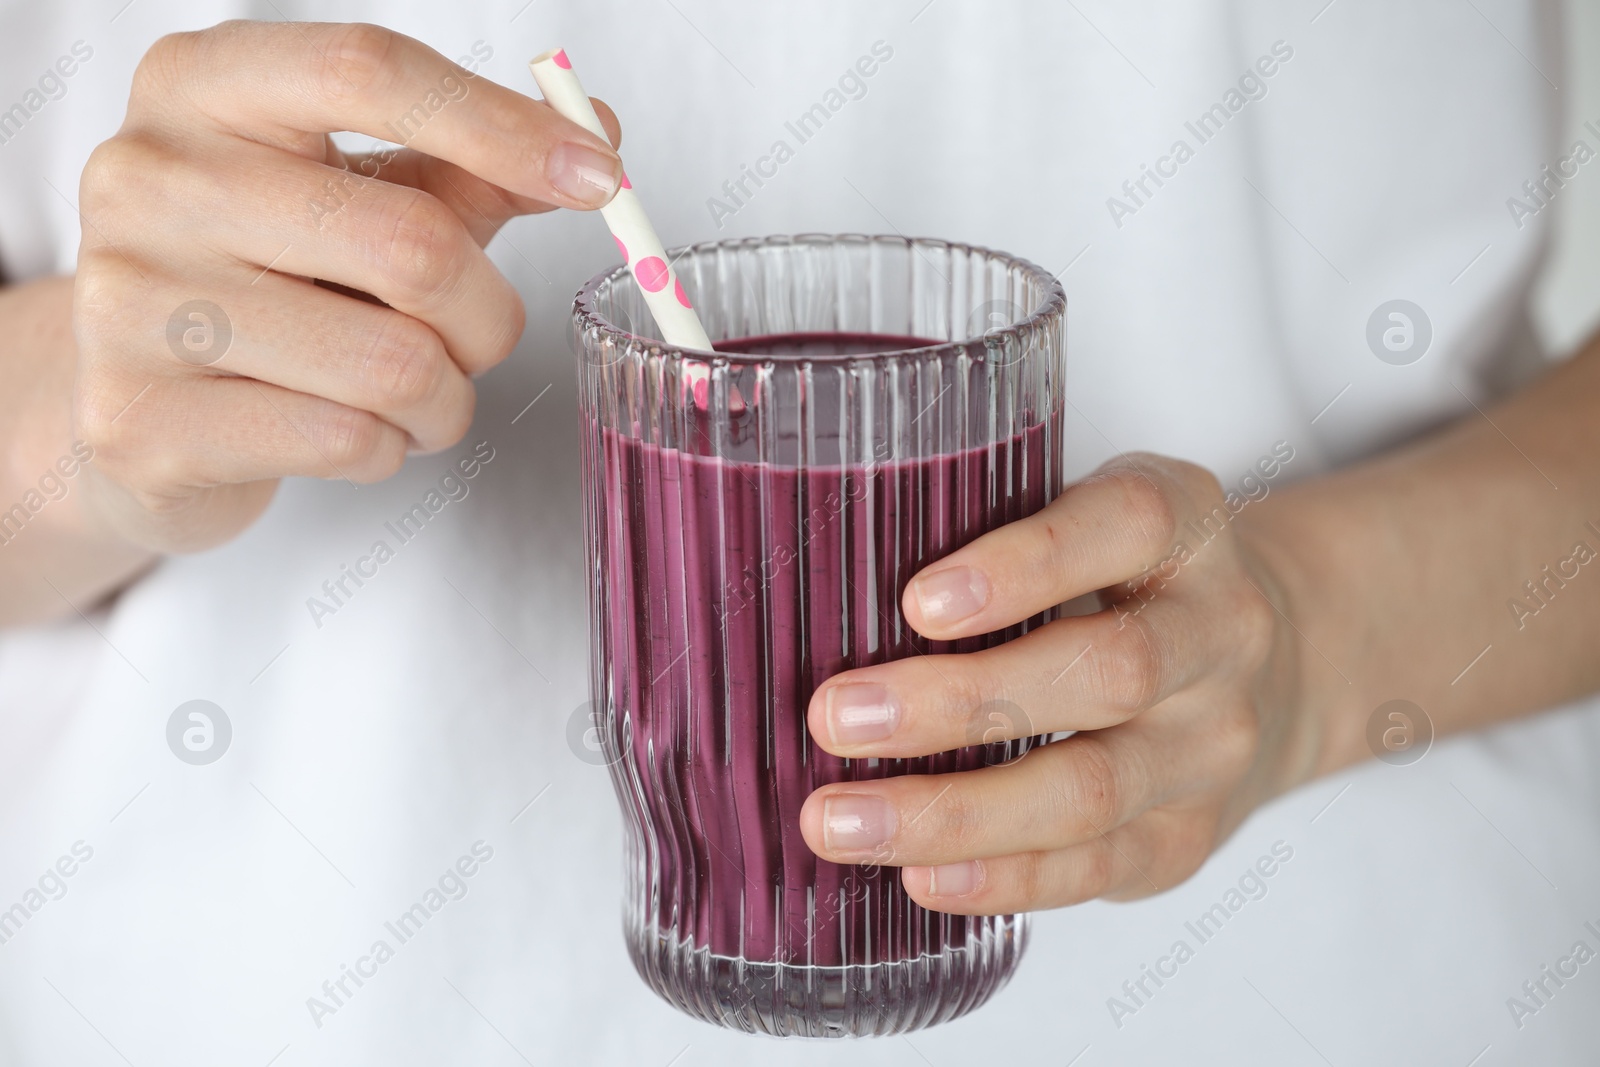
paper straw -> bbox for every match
[530,48,714,354]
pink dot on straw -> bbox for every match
[614,235,628,263]
[635,257,669,293]
[620,172,632,190]
[675,277,692,308]
[552,49,572,69]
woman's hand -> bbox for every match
[73,21,622,552]
[800,454,1319,913]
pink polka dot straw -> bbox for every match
[530,47,715,355]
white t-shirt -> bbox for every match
[3,1,1598,1064]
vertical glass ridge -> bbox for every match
[576,235,1066,1037]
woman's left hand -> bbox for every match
[800,453,1317,913]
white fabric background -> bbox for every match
[1,1,1596,1064]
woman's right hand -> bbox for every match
[74,21,622,551]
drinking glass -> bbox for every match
[574,234,1066,1037]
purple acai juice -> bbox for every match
[593,331,1058,973]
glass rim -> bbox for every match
[572,232,1066,363]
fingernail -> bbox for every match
[822,794,896,853]
[548,141,621,207]
[913,566,989,626]
[826,683,900,746]
[927,860,983,897]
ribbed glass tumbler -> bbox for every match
[574,235,1066,1037]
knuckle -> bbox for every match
[1104,465,1177,556]
[1185,817,1223,872]
[484,293,527,367]
[79,132,169,215]
[91,423,193,505]
[379,192,468,305]
[438,385,477,449]
[129,479,200,518]
[925,785,984,857]
[1233,583,1277,671]
[1060,741,1122,833]
[924,660,989,737]
[447,171,522,230]
[1215,702,1262,776]
[1131,451,1227,507]
[136,434,200,496]
[363,316,446,411]
[1154,815,1217,890]
[371,435,409,481]
[359,432,408,483]
[72,373,134,462]
[1010,851,1048,906]
[1100,611,1165,713]
[453,291,524,376]
[432,383,473,451]
[130,31,193,101]
[318,403,386,468]
[320,23,397,100]
[71,255,139,349]
[71,251,119,312]
[1187,463,1226,506]
[1078,842,1118,900]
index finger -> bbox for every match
[133,21,623,209]
[902,459,1194,641]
